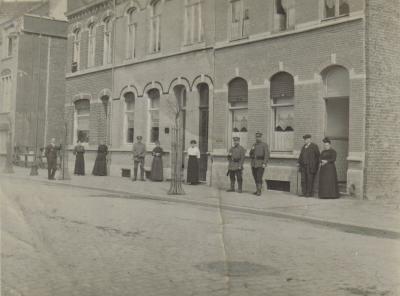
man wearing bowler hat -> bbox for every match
[227,136,246,193]
[132,136,146,181]
[297,134,320,197]
[249,131,270,196]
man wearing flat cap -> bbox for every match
[249,131,270,196]
[297,134,320,197]
[227,136,246,193]
[132,136,146,181]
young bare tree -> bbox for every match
[167,85,187,195]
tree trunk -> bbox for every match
[168,117,185,195]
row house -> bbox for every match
[64,0,400,199]
[0,1,68,162]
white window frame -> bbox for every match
[270,101,294,152]
[123,93,135,144]
[229,0,249,41]
[149,0,162,53]
[126,8,137,59]
[147,90,160,144]
[103,17,113,65]
[72,29,81,69]
[228,102,248,150]
[87,23,96,68]
[73,100,90,144]
[184,0,203,45]
[322,0,349,19]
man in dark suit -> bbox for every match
[249,131,270,196]
[297,134,320,197]
[45,138,58,180]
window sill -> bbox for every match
[229,35,249,42]
[321,14,350,22]
[1,56,13,62]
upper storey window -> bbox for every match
[230,0,249,40]
[184,0,203,45]
[149,0,162,53]
[324,0,349,19]
[72,28,81,72]
[87,22,96,68]
[103,17,113,65]
[126,7,137,59]
[273,0,295,32]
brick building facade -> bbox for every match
[64,0,400,199]
[0,3,68,162]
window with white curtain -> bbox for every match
[228,78,248,149]
[149,0,162,53]
[270,72,295,152]
[324,0,349,19]
[230,0,249,40]
[126,7,137,59]
[74,99,90,143]
[184,0,203,45]
[87,22,96,67]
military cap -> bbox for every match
[303,134,312,139]
[233,136,240,141]
[136,136,143,140]
[255,131,263,136]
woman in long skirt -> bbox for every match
[187,140,200,185]
[151,141,164,181]
[73,141,85,175]
[92,143,108,176]
[318,137,340,199]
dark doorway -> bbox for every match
[198,83,209,181]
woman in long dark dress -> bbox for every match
[187,140,200,185]
[318,138,340,199]
[73,141,85,175]
[92,143,108,176]
[151,141,164,181]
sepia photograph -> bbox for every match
[0,0,399,295]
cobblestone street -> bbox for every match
[1,175,400,296]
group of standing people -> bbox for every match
[225,132,340,199]
[298,134,340,199]
[68,131,340,199]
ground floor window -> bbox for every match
[75,99,90,143]
[0,130,7,154]
[148,89,160,143]
[230,101,248,149]
[124,92,135,144]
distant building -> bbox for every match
[0,1,68,159]
[64,0,400,199]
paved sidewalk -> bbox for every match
[1,166,400,235]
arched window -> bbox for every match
[228,77,248,148]
[150,0,162,53]
[323,65,350,98]
[126,7,137,59]
[87,22,96,67]
[324,0,349,19]
[124,92,135,143]
[270,72,294,152]
[184,0,203,45]
[103,17,113,65]
[72,28,81,71]
[148,89,160,143]
[74,99,90,143]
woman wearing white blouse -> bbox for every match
[187,140,200,184]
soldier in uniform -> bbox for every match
[132,136,146,181]
[249,131,270,196]
[226,136,246,193]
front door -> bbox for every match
[198,107,208,181]
[325,97,349,182]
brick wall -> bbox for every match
[364,0,400,199]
